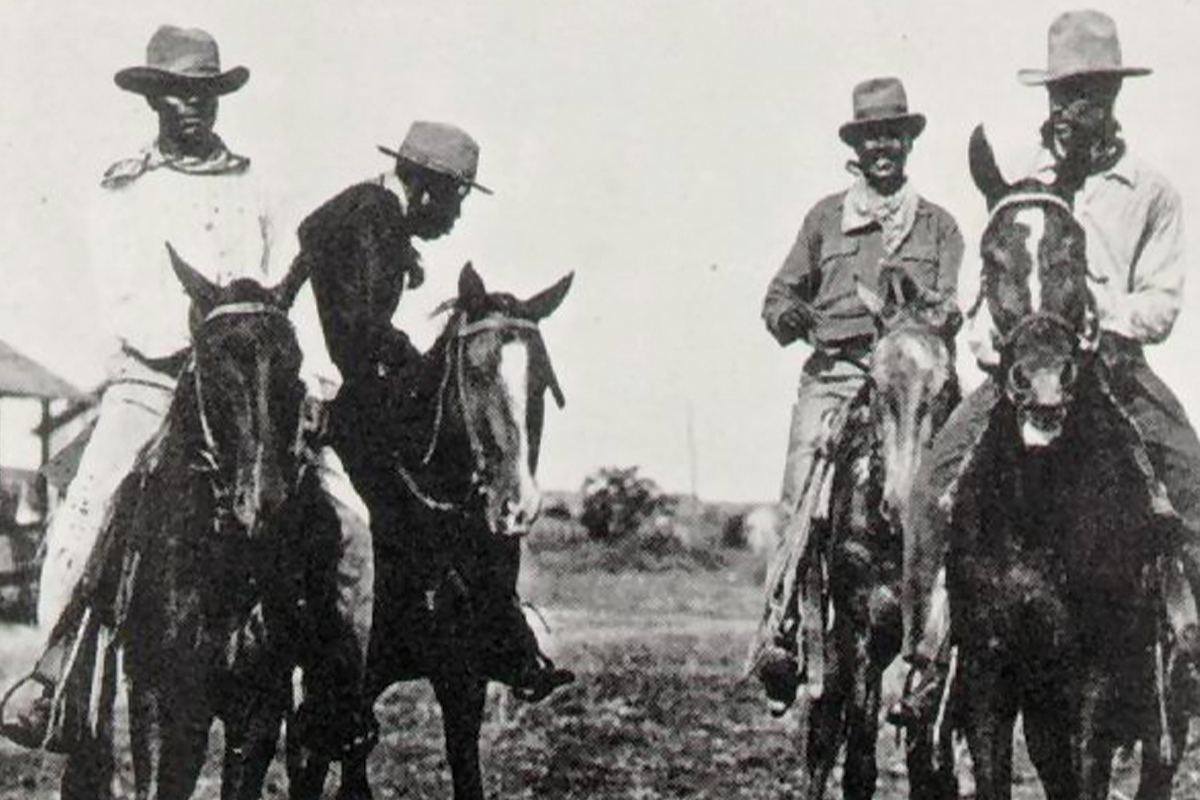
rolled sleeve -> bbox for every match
[1105,185,1186,344]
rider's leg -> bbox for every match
[1101,347,1200,658]
[751,355,867,710]
[889,378,1000,727]
[471,536,574,703]
[2,378,172,749]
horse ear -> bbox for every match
[166,242,219,313]
[969,124,1010,209]
[855,278,887,319]
[519,272,574,321]
[458,262,487,311]
[272,253,311,311]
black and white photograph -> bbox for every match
[2,1,1200,797]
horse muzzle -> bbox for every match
[1016,403,1068,449]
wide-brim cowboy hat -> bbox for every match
[838,77,926,146]
[378,120,494,195]
[1018,9,1150,86]
[115,25,249,97]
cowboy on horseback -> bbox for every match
[749,77,963,715]
[293,121,575,702]
[0,25,377,758]
[892,8,1200,728]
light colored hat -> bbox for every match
[377,121,493,195]
[838,77,926,146]
[115,25,249,96]
[1018,9,1150,86]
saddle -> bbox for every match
[750,388,871,698]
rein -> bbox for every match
[189,301,297,527]
[396,313,547,515]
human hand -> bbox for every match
[778,304,820,339]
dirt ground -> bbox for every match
[0,547,1198,799]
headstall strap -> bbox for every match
[408,313,541,513]
[995,309,1080,351]
[203,301,290,325]
[987,191,1073,228]
[191,300,295,532]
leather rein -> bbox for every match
[394,313,552,515]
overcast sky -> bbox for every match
[2,0,1199,501]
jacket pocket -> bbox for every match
[891,243,941,290]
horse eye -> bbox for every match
[1009,362,1032,393]
[1060,360,1078,388]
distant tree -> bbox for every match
[580,466,674,542]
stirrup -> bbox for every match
[0,673,55,750]
[510,655,575,703]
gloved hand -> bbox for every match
[775,303,822,344]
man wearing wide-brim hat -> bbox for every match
[0,25,379,762]
[749,76,963,715]
[895,7,1200,727]
[293,119,575,703]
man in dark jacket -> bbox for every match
[296,120,573,702]
[749,78,963,715]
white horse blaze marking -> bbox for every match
[498,340,540,524]
[1014,207,1046,311]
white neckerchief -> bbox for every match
[842,177,919,255]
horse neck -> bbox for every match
[393,313,478,494]
[868,326,953,514]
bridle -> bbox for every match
[395,312,560,516]
[981,191,1097,354]
[189,300,298,526]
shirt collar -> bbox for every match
[1032,147,1137,188]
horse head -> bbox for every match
[167,242,308,535]
[436,262,572,537]
[857,269,959,531]
[969,124,1095,448]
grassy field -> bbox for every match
[0,533,1198,798]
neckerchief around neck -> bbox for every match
[842,176,919,255]
[101,137,250,189]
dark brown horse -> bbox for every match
[287,263,572,800]
[943,126,1189,800]
[58,244,313,800]
[795,269,960,800]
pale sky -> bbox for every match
[2,0,1199,501]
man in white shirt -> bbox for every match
[0,25,375,757]
[891,9,1200,727]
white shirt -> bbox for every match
[968,147,1186,365]
[88,159,339,396]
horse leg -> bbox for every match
[221,681,288,800]
[840,639,881,800]
[959,655,1016,800]
[796,629,847,800]
[127,677,212,800]
[1021,678,1078,800]
[284,703,334,800]
[60,639,120,800]
[336,748,374,800]
[1136,701,1188,800]
[1076,671,1116,800]
[432,674,488,800]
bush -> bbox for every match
[580,466,675,542]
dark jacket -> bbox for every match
[763,190,963,348]
[297,180,424,383]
